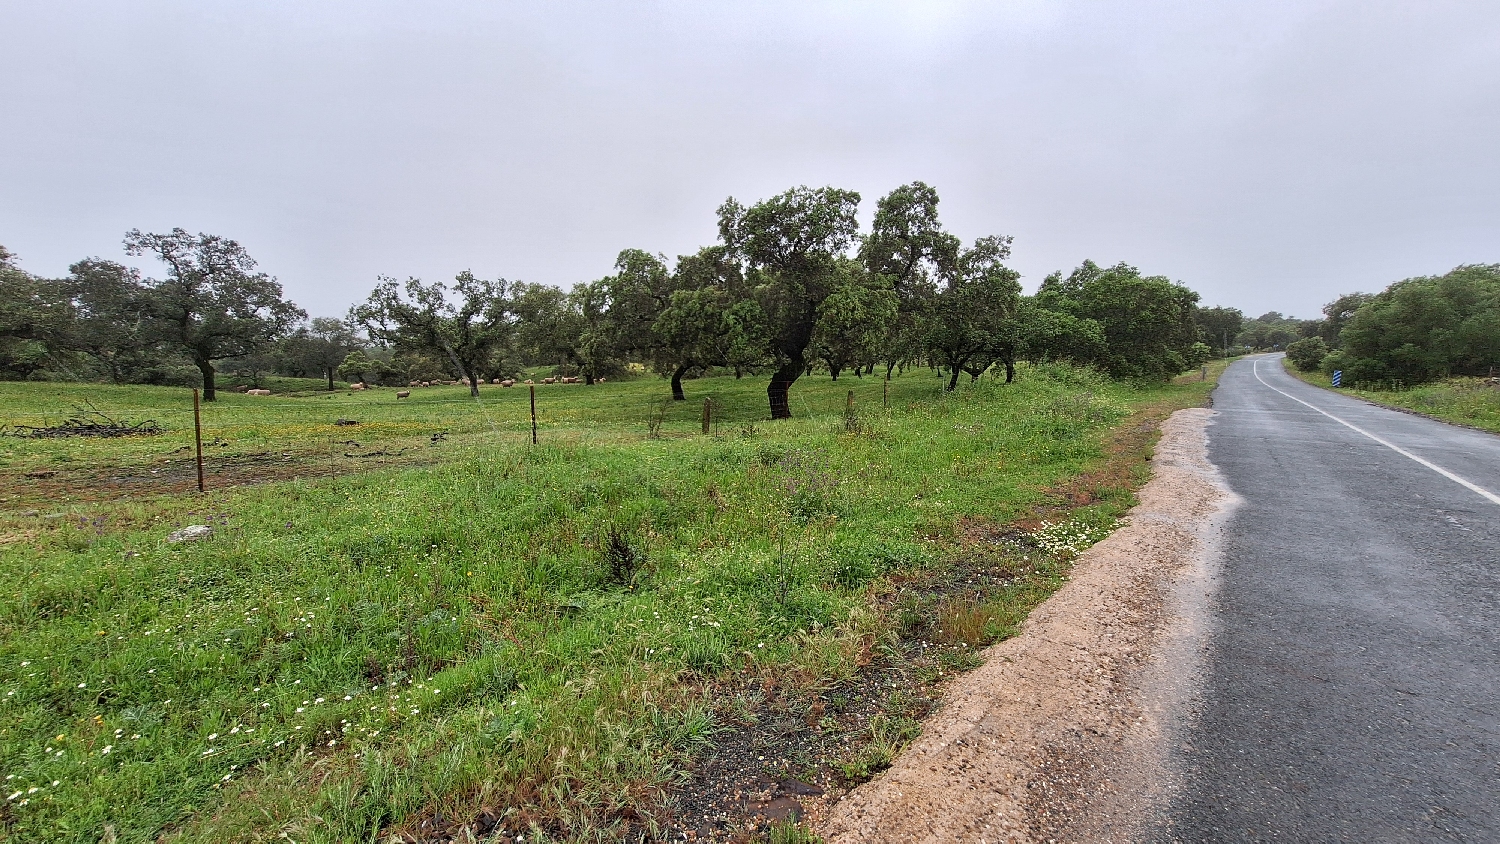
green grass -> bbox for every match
[0,365,1214,842]
[1282,360,1500,434]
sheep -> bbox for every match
[246,389,272,396]
[409,380,422,387]
[542,377,556,384]
[396,390,411,399]
[524,379,534,385]
[501,379,516,387]
[491,378,502,384]
[350,382,366,391]
[421,381,431,388]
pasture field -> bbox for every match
[1281,360,1500,434]
[0,364,1218,843]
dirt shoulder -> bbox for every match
[815,407,1237,843]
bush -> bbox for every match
[1285,337,1329,371]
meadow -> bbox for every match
[0,365,1217,843]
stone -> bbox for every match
[168,525,214,543]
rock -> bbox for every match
[168,525,214,543]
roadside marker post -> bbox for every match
[1332,370,1343,388]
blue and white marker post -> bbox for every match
[1332,370,1343,387]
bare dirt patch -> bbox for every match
[815,407,1234,843]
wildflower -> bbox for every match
[101,746,112,755]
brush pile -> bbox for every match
[1,407,162,439]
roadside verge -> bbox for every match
[815,407,1238,842]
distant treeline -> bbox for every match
[5,182,1260,416]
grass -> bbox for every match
[0,363,1217,842]
[1281,360,1500,434]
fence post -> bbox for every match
[702,398,711,434]
[530,385,537,445]
[883,375,889,409]
[192,388,205,493]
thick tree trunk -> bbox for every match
[196,358,217,401]
[326,368,336,391]
[671,363,689,401]
[1004,357,1015,384]
[734,366,742,379]
[768,354,803,420]
[829,364,841,381]
[584,372,595,385]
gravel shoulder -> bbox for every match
[815,407,1237,843]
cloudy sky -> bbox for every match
[3,1,1497,321]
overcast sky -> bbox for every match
[3,1,1497,321]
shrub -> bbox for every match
[1285,337,1329,371]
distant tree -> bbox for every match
[1010,296,1107,368]
[61,258,161,383]
[722,185,863,419]
[350,272,513,397]
[921,236,1022,390]
[812,259,898,381]
[1318,292,1375,348]
[654,246,768,399]
[124,229,305,400]
[1193,306,1244,356]
[280,317,363,390]
[1337,264,1500,383]
[1035,260,1201,380]
[860,182,960,379]
[0,247,76,380]
[1284,337,1329,371]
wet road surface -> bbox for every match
[1157,356,1500,842]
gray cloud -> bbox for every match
[3,0,1497,321]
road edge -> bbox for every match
[815,406,1239,843]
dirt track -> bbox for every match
[815,407,1237,843]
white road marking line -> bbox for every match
[1252,359,1500,507]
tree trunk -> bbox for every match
[734,366,742,379]
[326,367,336,391]
[671,363,689,401]
[584,372,595,385]
[768,354,803,420]
[1004,357,1015,384]
[885,361,897,380]
[196,357,218,401]
[829,364,841,381]
[946,364,962,392]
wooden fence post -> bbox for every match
[702,398,711,434]
[530,385,537,445]
[192,388,205,493]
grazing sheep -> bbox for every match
[524,379,534,385]
[491,378,502,384]
[396,390,411,399]
[421,381,431,387]
[246,389,272,396]
[501,379,515,387]
[409,380,422,387]
[542,377,556,384]
[350,382,366,390]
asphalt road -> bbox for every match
[1157,355,1500,842]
